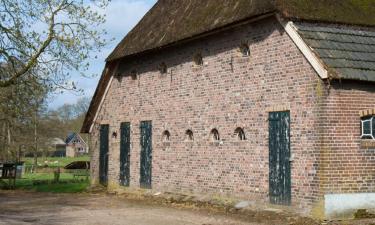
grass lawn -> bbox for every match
[22,156,90,168]
[0,157,91,193]
[14,172,90,193]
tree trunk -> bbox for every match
[33,110,38,171]
[7,121,14,161]
[17,145,21,163]
[7,122,11,146]
[0,122,6,161]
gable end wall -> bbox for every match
[88,17,374,215]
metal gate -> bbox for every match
[99,124,109,186]
[269,111,291,205]
[140,121,152,189]
[120,122,131,186]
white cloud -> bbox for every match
[49,0,156,109]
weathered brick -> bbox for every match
[89,17,375,215]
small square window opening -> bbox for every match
[210,129,220,141]
[361,116,374,139]
[162,130,171,142]
[235,127,246,141]
[159,62,167,74]
[185,130,194,141]
[193,53,203,66]
[239,43,250,57]
[130,70,137,80]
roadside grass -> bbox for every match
[0,157,91,193]
[14,170,90,193]
[22,156,90,168]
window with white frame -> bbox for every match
[361,116,375,139]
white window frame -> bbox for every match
[361,116,374,139]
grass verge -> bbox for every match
[14,172,89,193]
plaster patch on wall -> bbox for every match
[325,193,375,219]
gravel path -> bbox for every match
[0,191,374,225]
[0,191,261,225]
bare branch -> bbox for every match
[0,0,109,88]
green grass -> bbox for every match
[22,156,90,168]
[1,157,91,193]
[14,172,89,193]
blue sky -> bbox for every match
[49,0,157,109]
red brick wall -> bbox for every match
[318,81,375,194]
[88,17,375,212]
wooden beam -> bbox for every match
[277,16,328,79]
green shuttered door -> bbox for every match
[99,124,109,186]
[269,111,291,205]
[140,121,152,189]
[120,122,131,186]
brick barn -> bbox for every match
[82,0,375,218]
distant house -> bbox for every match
[65,133,88,157]
[49,138,66,157]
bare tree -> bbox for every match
[0,0,110,88]
[0,75,47,161]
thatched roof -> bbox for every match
[107,0,375,62]
[82,0,375,133]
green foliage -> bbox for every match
[42,96,91,150]
[0,76,47,160]
[0,95,90,161]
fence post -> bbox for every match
[12,164,16,189]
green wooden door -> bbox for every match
[120,122,131,186]
[140,121,152,189]
[269,111,291,205]
[99,124,109,186]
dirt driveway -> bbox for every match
[0,191,374,225]
[0,191,263,225]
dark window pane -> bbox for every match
[363,120,371,135]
